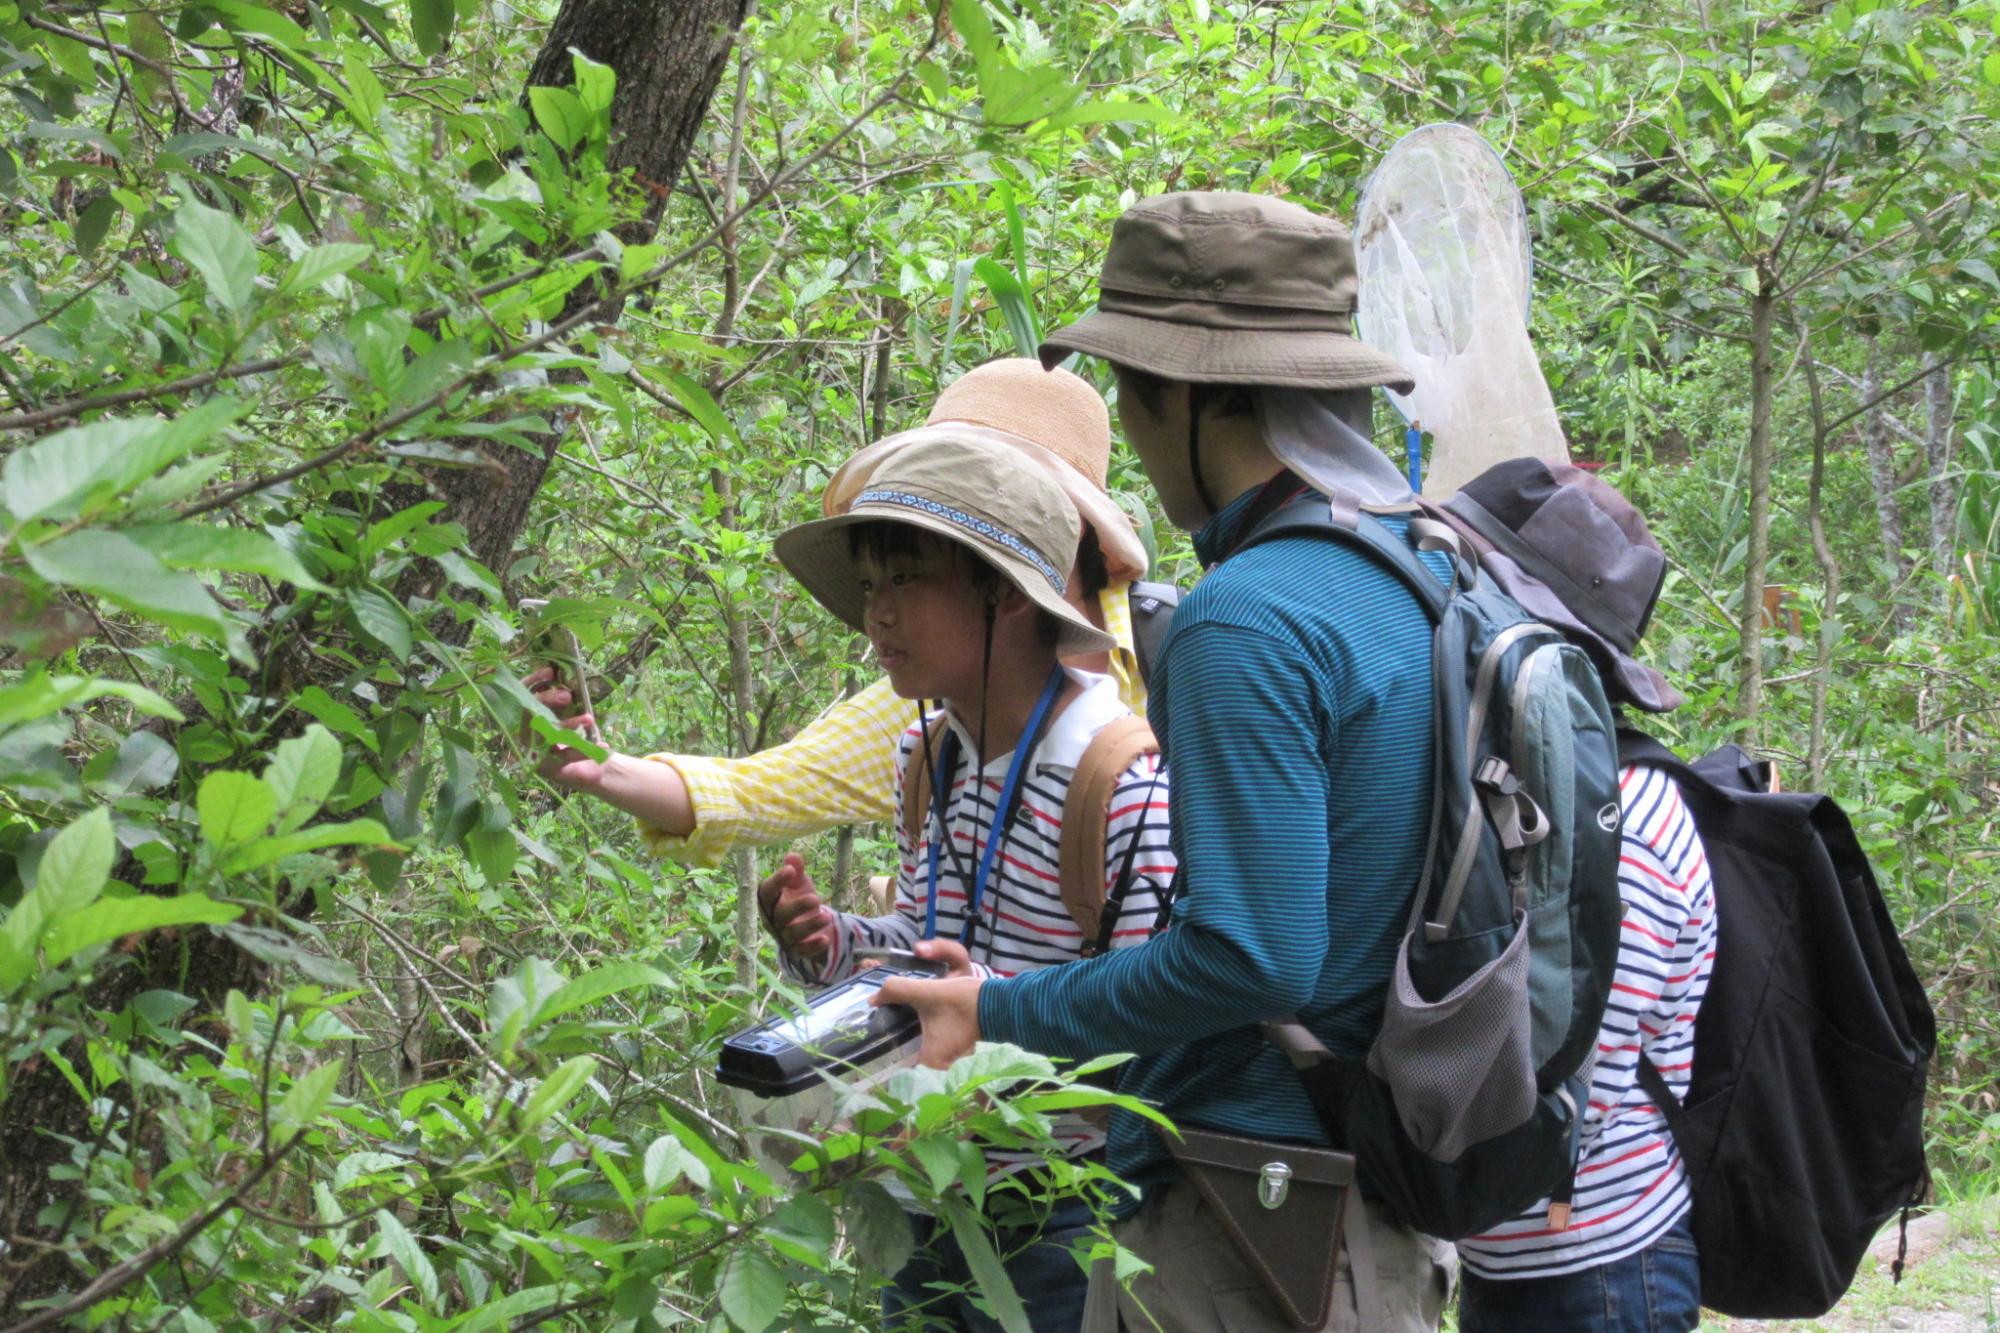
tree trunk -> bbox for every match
[427,0,752,582]
[1738,280,1777,742]
[1860,346,1912,629]
[1925,356,1958,584]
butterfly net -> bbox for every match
[1355,124,1569,497]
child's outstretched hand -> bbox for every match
[524,665,603,788]
[758,853,836,959]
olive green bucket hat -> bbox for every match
[1040,190,1416,393]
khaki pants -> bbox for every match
[1081,1182,1455,1332]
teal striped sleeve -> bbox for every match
[977,618,1333,1056]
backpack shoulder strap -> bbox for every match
[1239,495,1454,620]
[1127,580,1181,686]
[1614,726,1713,792]
[900,714,954,851]
[1058,715,1160,951]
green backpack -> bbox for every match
[1247,492,1624,1240]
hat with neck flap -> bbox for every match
[1038,190,1415,393]
[1438,457,1684,713]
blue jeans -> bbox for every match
[884,1195,1096,1332]
[1459,1214,1701,1333]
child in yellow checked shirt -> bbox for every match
[529,358,1161,859]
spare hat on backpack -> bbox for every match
[778,429,1116,658]
[1038,191,1416,393]
[821,359,1150,583]
[1438,457,1683,713]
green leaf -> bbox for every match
[340,50,387,131]
[949,0,1000,64]
[973,258,1039,358]
[528,86,589,153]
[765,1193,836,1266]
[171,196,258,312]
[348,588,412,662]
[281,243,373,295]
[42,892,242,966]
[263,725,344,823]
[0,674,183,729]
[22,530,229,638]
[374,1209,441,1311]
[219,818,395,875]
[1957,257,2000,292]
[124,522,327,589]
[717,1246,785,1333]
[941,1196,1031,1333]
[75,194,118,258]
[198,770,276,849]
[660,371,740,445]
[99,731,180,796]
[570,51,615,116]
[911,1136,960,1193]
[843,1180,915,1277]
[530,961,672,1027]
[39,806,115,909]
[1,399,246,526]
[205,0,311,48]
[1038,100,1182,131]
[642,1134,709,1193]
[294,686,378,753]
[273,1057,344,1135]
[520,1055,595,1127]
[408,0,452,56]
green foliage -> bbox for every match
[0,0,1996,1325]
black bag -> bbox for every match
[1618,729,1936,1318]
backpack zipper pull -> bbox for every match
[1545,1179,1574,1231]
[1546,1081,1585,1230]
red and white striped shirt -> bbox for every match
[784,669,1175,1175]
[1458,763,1718,1278]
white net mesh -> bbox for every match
[1355,124,1569,498]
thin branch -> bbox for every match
[1585,198,1691,260]
[1774,193,1968,304]
[1823,347,1971,438]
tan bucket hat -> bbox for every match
[1040,191,1416,393]
[821,358,1150,582]
[777,430,1116,658]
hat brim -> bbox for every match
[823,426,1151,584]
[1466,543,1684,714]
[774,507,1117,660]
[1040,308,1416,394]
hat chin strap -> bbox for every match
[1187,385,1222,517]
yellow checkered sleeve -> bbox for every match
[635,581,1147,864]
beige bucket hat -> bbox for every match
[1039,191,1416,393]
[777,430,1117,658]
[821,358,1150,582]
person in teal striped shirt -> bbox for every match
[883,192,1457,1330]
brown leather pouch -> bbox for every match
[1156,1125,1380,1331]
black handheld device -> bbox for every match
[717,963,941,1099]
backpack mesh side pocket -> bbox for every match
[1368,910,1536,1161]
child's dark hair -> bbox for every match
[846,520,1076,649]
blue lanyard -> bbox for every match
[923,666,1067,948]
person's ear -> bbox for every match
[989,582,1034,625]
